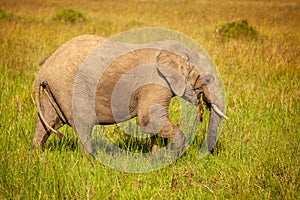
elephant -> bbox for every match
[33,35,227,155]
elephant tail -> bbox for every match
[35,78,64,139]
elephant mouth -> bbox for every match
[198,100,205,122]
[197,94,228,122]
[197,93,208,122]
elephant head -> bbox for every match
[156,48,227,154]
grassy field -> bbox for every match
[0,0,299,199]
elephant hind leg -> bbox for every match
[33,118,50,149]
[32,94,64,149]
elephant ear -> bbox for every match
[157,65,186,97]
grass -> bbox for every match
[0,0,299,199]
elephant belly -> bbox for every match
[94,95,138,125]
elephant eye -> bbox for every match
[205,74,215,84]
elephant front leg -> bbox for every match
[136,85,186,154]
[159,120,186,151]
[137,101,186,153]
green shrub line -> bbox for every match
[216,20,258,39]
[0,9,14,20]
[52,8,87,23]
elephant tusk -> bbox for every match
[211,104,229,120]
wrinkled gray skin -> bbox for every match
[33,35,226,154]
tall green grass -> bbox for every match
[0,0,299,199]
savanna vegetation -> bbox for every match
[0,0,299,199]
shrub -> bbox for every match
[53,8,87,23]
[216,20,258,39]
[0,9,14,20]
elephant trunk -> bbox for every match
[206,92,227,154]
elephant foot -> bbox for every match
[208,140,217,155]
[169,130,186,158]
[170,130,185,150]
[32,131,51,150]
